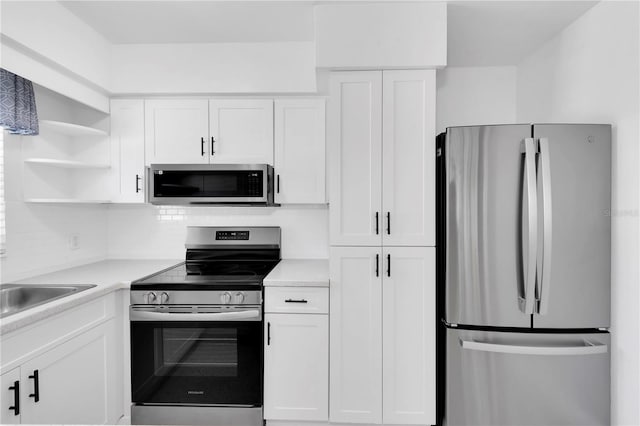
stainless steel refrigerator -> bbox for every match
[436,124,611,426]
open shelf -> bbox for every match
[24,198,111,204]
[39,120,108,138]
[24,158,111,169]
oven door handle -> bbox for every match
[130,308,261,322]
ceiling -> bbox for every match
[60,0,598,66]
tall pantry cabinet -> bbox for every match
[328,70,436,425]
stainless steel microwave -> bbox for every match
[148,164,275,205]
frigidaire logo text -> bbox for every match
[187,390,204,395]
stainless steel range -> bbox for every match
[129,226,280,426]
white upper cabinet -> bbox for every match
[329,70,435,246]
[329,72,383,246]
[382,70,436,246]
[144,99,209,165]
[382,246,435,425]
[110,99,145,203]
[274,98,326,204]
[209,99,274,164]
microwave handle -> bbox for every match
[130,308,261,322]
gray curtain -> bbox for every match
[0,68,39,135]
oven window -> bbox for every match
[131,321,262,405]
[159,328,238,377]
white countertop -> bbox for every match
[264,259,329,287]
[1,258,329,334]
[0,259,181,335]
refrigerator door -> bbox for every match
[532,124,611,329]
[445,125,533,327]
[444,328,610,426]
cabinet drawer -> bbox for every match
[265,287,329,314]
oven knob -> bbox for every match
[160,292,170,304]
[234,292,245,304]
[220,292,232,304]
[145,292,157,304]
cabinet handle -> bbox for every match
[267,322,271,345]
[375,212,379,235]
[211,137,216,155]
[387,254,391,277]
[277,175,280,193]
[135,174,141,193]
[386,212,391,235]
[28,370,39,402]
[200,137,205,156]
[376,254,379,277]
[8,380,19,416]
[284,299,308,304]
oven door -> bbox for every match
[130,306,262,406]
[148,164,272,205]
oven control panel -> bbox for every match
[131,290,261,305]
[216,231,249,240]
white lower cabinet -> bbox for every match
[1,368,21,424]
[20,322,117,424]
[264,288,328,422]
[329,246,435,425]
[0,293,122,425]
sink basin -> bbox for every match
[0,284,96,318]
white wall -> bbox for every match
[107,205,329,260]
[110,42,317,94]
[516,3,639,424]
[436,66,517,133]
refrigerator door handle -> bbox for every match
[520,138,538,315]
[536,137,553,315]
[460,339,607,356]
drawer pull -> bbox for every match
[284,299,308,304]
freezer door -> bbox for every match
[533,124,611,329]
[444,328,610,426]
[445,125,533,327]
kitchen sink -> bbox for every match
[0,284,96,318]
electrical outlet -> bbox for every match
[69,234,80,250]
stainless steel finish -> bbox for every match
[185,226,281,249]
[148,163,274,205]
[460,338,608,356]
[445,125,532,327]
[521,138,538,315]
[130,305,262,322]
[130,290,262,305]
[445,328,610,426]
[220,292,232,304]
[132,405,263,426]
[532,124,611,328]
[536,137,553,315]
[0,284,96,318]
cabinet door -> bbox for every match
[382,70,436,246]
[110,99,145,203]
[209,99,274,164]
[144,99,209,165]
[382,247,435,425]
[264,313,328,421]
[329,71,383,246]
[20,322,117,425]
[330,247,382,424]
[1,368,21,424]
[274,99,326,204]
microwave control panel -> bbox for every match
[216,231,250,240]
